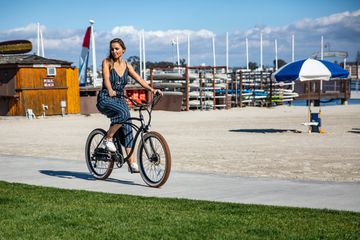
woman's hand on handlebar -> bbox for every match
[153,89,163,96]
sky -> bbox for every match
[1,0,359,69]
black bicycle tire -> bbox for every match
[85,128,114,180]
[137,131,171,188]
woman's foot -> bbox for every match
[103,138,116,152]
[128,162,140,173]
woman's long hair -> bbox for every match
[107,38,126,69]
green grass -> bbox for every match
[0,181,359,240]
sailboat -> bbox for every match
[79,26,91,86]
[79,20,101,87]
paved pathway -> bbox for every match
[0,154,359,212]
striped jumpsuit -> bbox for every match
[96,65,134,148]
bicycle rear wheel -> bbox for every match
[137,131,171,188]
[85,128,114,180]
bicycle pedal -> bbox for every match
[94,148,112,161]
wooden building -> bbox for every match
[0,54,80,116]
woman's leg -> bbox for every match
[125,148,136,164]
[100,98,137,169]
[102,124,121,152]
[122,123,135,164]
[126,147,138,173]
[106,124,122,139]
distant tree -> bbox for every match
[127,56,140,73]
[126,57,187,71]
[273,59,287,69]
[147,61,175,68]
[248,62,258,70]
[179,58,186,66]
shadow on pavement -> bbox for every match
[229,129,302,134]
[348,128,360,134]
[39,170,142,186]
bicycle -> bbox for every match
[85,93,171,188]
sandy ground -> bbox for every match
[0,105,359,182]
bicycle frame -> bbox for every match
[95,94,161,166]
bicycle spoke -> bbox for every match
[85,129,114,180]
[138,132,171,187]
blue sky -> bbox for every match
[1,0,359,68]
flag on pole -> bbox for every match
[79,26,91,86]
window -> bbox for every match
[47,67,56,76]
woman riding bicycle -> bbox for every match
[96,38,162,173]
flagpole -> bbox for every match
[226,32,229,72]
[321,35,324,60]
[176,36,180,74]
[139,32,143,78]
[246,36,249,70]
[260,32,263,70]
[320,35,324,93]
[291,34,295,62]
[142,30,146,80]
[187,33,191,67]
[37,23,40,56]
[275,39,278,70]
[212,35,216,67]
[40,25,44,57]
[90,20,97,86]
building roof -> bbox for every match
[0,54,73,67]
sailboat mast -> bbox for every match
[275,39,278,70]
[139,32,143,78]
[291,34,295,62]
[176,36,180,67]
[176,36,180,74]
[142,30,146,80]
[321,35,324,60]
[40,27,44,57]
[246,37,249,70]
[90,20,97,86]
[37,23,40,56]
[187,33,191,67]
[212,36,216,67]
[260,33,263,70]
[36,23,44,57]
[226,32,229,72]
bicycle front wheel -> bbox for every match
[137,131,171,188]
[85,128,114,180]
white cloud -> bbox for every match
[1,9,359,67]
[228,8,360,66]
[6,23,37,34]
[109,26,214,45]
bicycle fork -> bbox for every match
[141,132,160,165]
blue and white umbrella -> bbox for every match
[271,58,349,133]
[271,58,349,82]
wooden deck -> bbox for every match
[294,80,351,101]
